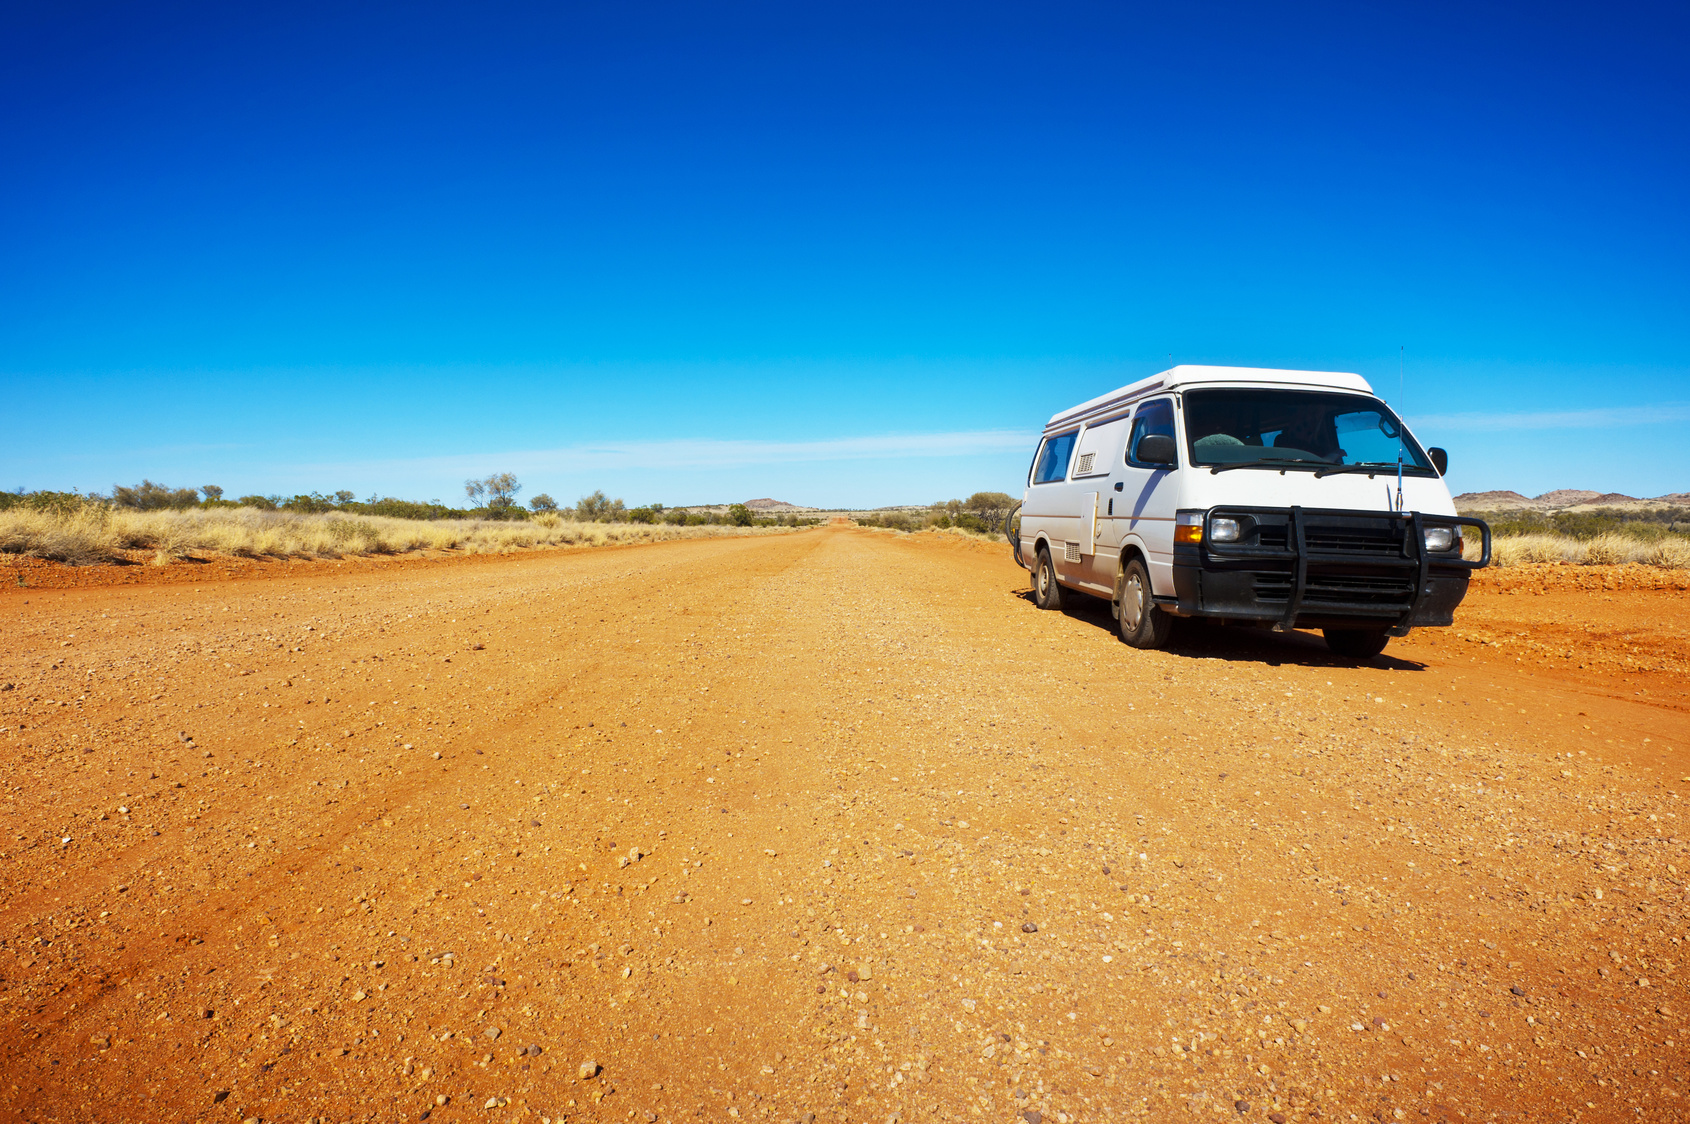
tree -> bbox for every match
[728,503,754,526]
[575,490,627,522]
[201,485,224,502]
[465,472,522,513]
[964,491,1016,531]
[530,493,559,513]
[334,490,356,505]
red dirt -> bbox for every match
[1,530,1684,1124]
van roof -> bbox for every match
[1045,365,1376,431]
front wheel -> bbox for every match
[1117,558,1174,649]
[1032,547,1064,610]
[1323,628,1390,659]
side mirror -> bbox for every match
[1428,447,1448,476]
[1136,434,1177,466]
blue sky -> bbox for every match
[3,1,1686,507]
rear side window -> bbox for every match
[1072,415,1129,476]
[1031,431,1078,484]
[1125,399,1176,464]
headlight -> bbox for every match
[1423,526,1455,552]
[1209,516,1242,543]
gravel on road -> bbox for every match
[0,528,1684,1124]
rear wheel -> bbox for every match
[1323,628,1390,659]
[1033,547,1064,610]
[1117,558,1174,649]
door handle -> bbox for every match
[1113,482,1124,491]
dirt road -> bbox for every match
[1,529,1685,1124]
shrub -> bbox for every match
[530,493,558,513]
[112,480,200,510]
[728,503,754,526]
[237,495,278,511]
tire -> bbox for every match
[1117,557,1174,649]
[1033,547,1064,610]
[1324,628,1390,659]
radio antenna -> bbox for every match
[1395,346,1406,513]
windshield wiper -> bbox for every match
[1312,463,1393,479]
[1208,457,1316,474]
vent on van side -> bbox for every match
[1075,452,1096,475]
[1064,540,1082,563]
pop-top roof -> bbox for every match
[1045,365,1376,432]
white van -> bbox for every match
[1014,365,1490,657]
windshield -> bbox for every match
[1183,388,1433,471]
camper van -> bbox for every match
[1014,366,1490,657]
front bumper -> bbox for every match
[1169,506,1490,633]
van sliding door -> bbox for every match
[1069,416,1128,593]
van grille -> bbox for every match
[1075,453,1096,475]
[1251,572,1416,607]
[1256,522,1404,556]
[1064,541,1082,563]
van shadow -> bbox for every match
[1013,589,1427,672]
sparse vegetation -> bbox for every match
[0,492,806,565]
[1461,506,1690,568]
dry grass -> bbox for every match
[1480,531,1690,569]
[0,502,801,565]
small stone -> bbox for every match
[436,1095,448,1105]
[484,1026,501,1039]
[484,1097,500,1109]
[1022,922,1038,933]
[213,1091,231,1104]
[1510,986,1527,996]
[1234,1101,1250,1116]
[846,970,859,983]
[1022,1112,1043,1124]
[525,1043,543,1057]
[1269,1115,1287,1124]
[579,1059,600,1079]
[459,803,469,810]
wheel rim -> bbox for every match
[1121,572,1145,631]
[1038,558,1051,598]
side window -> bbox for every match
[1032,431,1078,484]
[1072,415,1128,476]
[1125,399,1176,464]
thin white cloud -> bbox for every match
[1408,403,1690,432]
[300,430,1037,477]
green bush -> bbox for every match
[728,503,754,526]
[238,494,279,511]
[112,480,200,510]
[0,490,93,515]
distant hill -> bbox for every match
[1454,489,1683,512]
[743,498,808,512]
[1453,490,1534,510]
[1532,489,1602,506]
